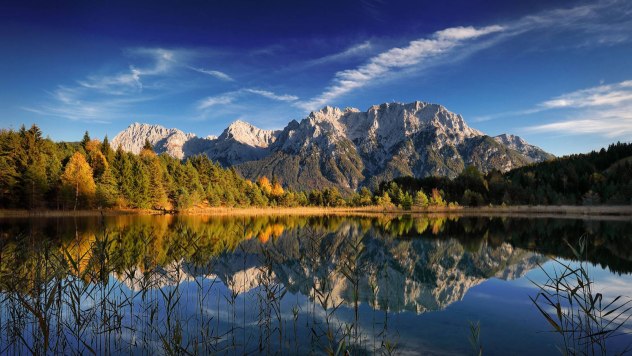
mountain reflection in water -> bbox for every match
[0,215,631,354]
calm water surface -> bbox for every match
[1,214,631,355]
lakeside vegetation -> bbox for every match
[1,125,631,212]
[1,214,632,353]
[381,141,632,207]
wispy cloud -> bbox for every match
[526,79,632,138]
[243,88,298,101]
[296,25,503,111]
[510,0,632,48]
[197,92,237,110]
[305,41,373,66]
[539,80,632,109]
[76,48,175,95]
[187,66,234,81]
[527,115,632,138]
[197,87,298,112]
[297,0,632,112]
[22,86,154,123]
[25,47,237,123]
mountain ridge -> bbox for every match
[111,101,554,191]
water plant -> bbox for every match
[530,236,632,355]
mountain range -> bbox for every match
[111,101,553,191]
[120,220,545,314]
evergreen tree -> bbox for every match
[101,135,115,163]
[129,157,151,208]
[81,131,91,150]
[113,149,134,206]
[143,153,169,209]
[96,168,120,207]
[143,138,153,151]
[0,130,22,207]
[23,154,49,209]
[401,192,413,210]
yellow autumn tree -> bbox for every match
[85,139,108,177]
[257,176,272,195]
[271,182,284,197]
[61,152,96,210]
[429,188,446,207]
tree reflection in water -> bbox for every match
[0,215,631,354]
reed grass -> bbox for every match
[530,236,632,355]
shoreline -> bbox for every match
[1,205,631,219]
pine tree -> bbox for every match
[0,130,21,207]
[129,158,151,208]
[23,154,49,209]
[113,149,134,206]
[101,135,115,163]
[96,168,119,207]
[143,138,153,151]
[401,192,413,210]
[145,156,169,209]
[81,131,91,150]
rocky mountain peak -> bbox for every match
[111,100,553,191]
[220,120,279,148]
[493,133,554,163]
[111,122,196,159]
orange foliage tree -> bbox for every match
[61,152,96,210]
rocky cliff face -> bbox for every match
[202,120,281,165]
[110,122,201,160]
[111,101,553,190]
[238,102,550,190]
[493,133,555,162]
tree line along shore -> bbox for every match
[1,125,631,213]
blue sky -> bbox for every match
[1,0,631,155]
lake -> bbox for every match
[1,214,631,355]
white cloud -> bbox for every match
[243,88,298,101]
[527,117,632,138]
[27,47,238,122]
[434,25,504,40]
[197,93,236,110]
[296,25,504,111]
[306,41,373,66]
[526,80,632,138]
[188,66,234,81]
[76,48,176,95]
[296,1,632,112]
[197,88,298,111]
[539,80,632,109]
[510,0,632,46]
[22,87,153,123]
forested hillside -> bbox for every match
[0,125,307,210]
[1,125,630,211]
[380,142,632,206]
